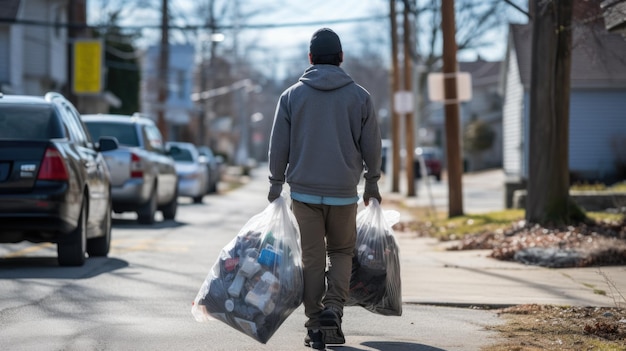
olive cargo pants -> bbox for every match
[291,200,357,328]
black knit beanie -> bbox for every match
[309,28,342,56]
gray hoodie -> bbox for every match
[268,64,381,198]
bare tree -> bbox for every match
[411,0,513,132]
[525,1,620,225]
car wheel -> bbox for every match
[208,178,218,194]
[87,199,111,257]
[435,173,442,182]
[161,187,178,220]
[192,194,204,204]
[58,199,87,266]
[137,187,157,225]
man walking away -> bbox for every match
[267,28,382,350]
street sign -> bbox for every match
[427,72,472,102]
[393,90,414,114]
[72,40,103,95]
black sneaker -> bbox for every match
[304,329,325,350]
[319,307,345,345]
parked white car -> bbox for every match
[167,142,210,203]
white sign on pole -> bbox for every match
[427,72,472,102]
[394,90,414,114]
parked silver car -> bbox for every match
[167,142,210,203]
[82,114,178,224]
[197,145,223,194]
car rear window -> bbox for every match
[0,105,63,139]
[84,122,140,147]
[170,147,194,162]
[422,152,436,160]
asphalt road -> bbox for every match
[0,166,505,351]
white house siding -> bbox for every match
[21,0,67,94]
[22,0,49,78]
[47,2,67,87]
[8,5,24,93]
[502,48,524,179]
[521,94,530,179]
[569,89,626,180]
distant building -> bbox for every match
[0,0,119,113]
[423,58,504,172]
[0,0,67,94]
[502,24,626,207]
[140,44,196,141]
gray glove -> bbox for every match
[268,184,283,203]
[363,182,381,206]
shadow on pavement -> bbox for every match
[112,218,186,229]
[0,257,128,279]
[328,342,446,351]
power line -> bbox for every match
[0,15,388,31]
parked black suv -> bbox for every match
[0,92,118,266]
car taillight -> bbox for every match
[130,152,143,178]
[38,147,69,181]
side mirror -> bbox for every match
[98,136,119,152]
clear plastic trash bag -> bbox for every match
[191,196,303,343]
[347,198,402,316]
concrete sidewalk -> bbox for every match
[396,234,626,308]
[249,165,626,308]
[383,170,626,308]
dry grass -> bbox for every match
[483,304,626,351]
[388,204,626,350]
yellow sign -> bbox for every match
[73,40,103,95]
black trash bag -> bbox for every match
[347,199,402,316]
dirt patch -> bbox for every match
[483,304,626,350]
[447,220,626,268]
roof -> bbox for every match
[0,0,20,20]
[510,23,626,89]
[459,59,502,88]
[602,0,626,34]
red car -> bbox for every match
[414,147,442,181]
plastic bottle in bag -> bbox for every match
[245,271,279,315]
[224,298,262,321]
[228,255,262,297]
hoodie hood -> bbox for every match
[299,65,354,91]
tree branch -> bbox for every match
[503,0,531,19]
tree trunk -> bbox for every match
[526,0,580,225]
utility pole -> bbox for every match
[389,0,401,193]
[66,0,87,107]
[403,0,416,197]
[441,0,464,217]
[157,0,169,141]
